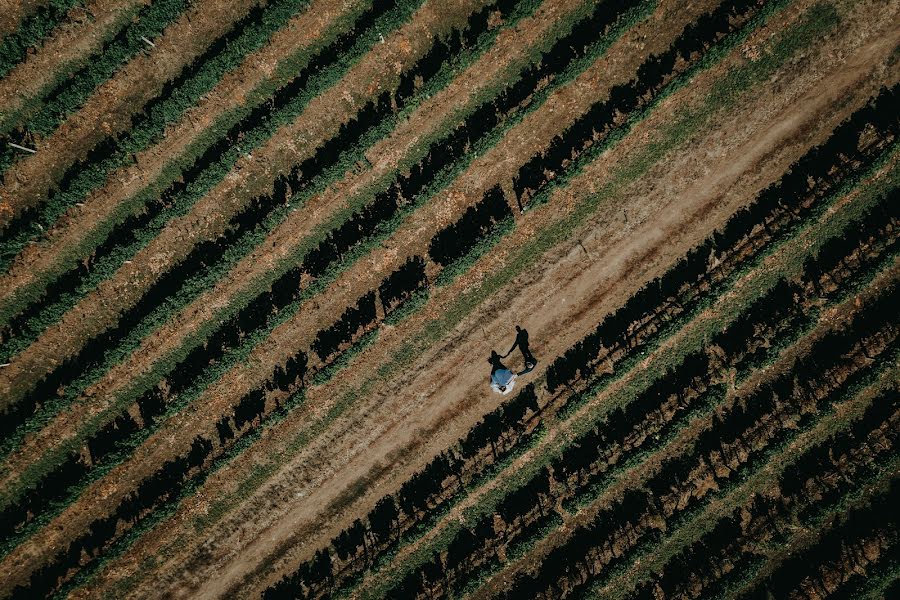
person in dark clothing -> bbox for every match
[503,325,537,368]
[488,351,508,377]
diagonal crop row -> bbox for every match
[0,0,144,137]
[584,362,900,600]
[0,0,315,274]
[0,0,371,326]
[0,0,194,180]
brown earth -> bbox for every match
[72,2,900,591]
[0,0,367,320]
[0,0,262,226]
[0,0,590,491]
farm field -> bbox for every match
[0,0,897,598]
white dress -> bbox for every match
[490,369,517,395]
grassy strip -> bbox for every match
[0,0,82,79]
[360,130,897,599]
[0,0,316,275]
[0,0,434,522]
[589,354,900,600]
[0,0,192,177]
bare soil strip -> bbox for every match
[0,0,585,489]
[0,0,365,328]
[0,0,146,135]
[201,14,898,598]
[0,0,259,227]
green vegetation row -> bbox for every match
[0,0,320,274]
[0,0,82,79]
[0,0,316,348]
[0,0,193,178]
[721,384,900,600]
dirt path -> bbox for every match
[0,0,262,227]
[0,0,145,134]
[0,0,588,488]
[189,12,900,598]
[0,0,364,322]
